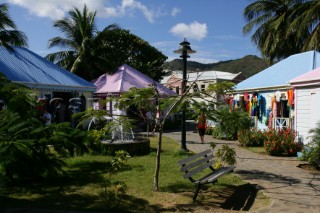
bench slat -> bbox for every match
[194,166,235,184]
[180,153,214,172]
[177,149,212,166]
[183,160,214,179]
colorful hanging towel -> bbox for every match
[243,92,249,101]
[287,89,294,106]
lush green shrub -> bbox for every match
[302,121,320,169]
[205,126,214,135]
[238,129,265,147]
[211,126,226,139]
[212,106,253,140]
[210,142,237,169]
[264,128,302,156]
[238,129,251,146]
[0,110,67,181]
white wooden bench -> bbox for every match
[178,149,236,201]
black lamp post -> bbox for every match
[174,38,196,151]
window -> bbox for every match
[201,85,205,91]
[175,86,180,94]
[193,84,198,92]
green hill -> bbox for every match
[163,55,268,78]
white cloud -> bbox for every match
[171,7,181,16]
[116,0,155,23]
[8,0,160,22]
[8,0,71,19]
[170,21,207,41]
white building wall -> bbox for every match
[295,87,320,144]
[311,90,320,127]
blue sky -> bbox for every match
[5,0,260,63]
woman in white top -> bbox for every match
[42,109,52,125]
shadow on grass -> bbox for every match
[145,184,260,212]
[221,183,258,211]
[0,193,99,211]
[158,182,261,212]
[0,193,150,213]
[0,179,264,213]
[160,182,194,193]
[0,159,152,212]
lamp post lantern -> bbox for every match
[174,38,196,151]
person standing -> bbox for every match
[42,109,52,125]
[198,113,207,143]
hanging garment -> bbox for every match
[226,97,230,105]
[246,100,252,115]
[268,111,273,129]
[234,94,240,108]
[275,90,281,102]
[289,106,294,118]
[234,94,240,101]
[239,96,245,110]
[287,89,294,106]
[259,95,266,118]
[271,96,277,118]
[252,96,258,107]
[244,92,249,101]
[232,99,236,110]
[229,97,234,109]
[251,107,255,116]
[277,102,282,117]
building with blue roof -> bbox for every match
[233,51,320,138]
[235,51,320,91]
[0,46,96,92]
[0,46,96,123]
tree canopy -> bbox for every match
[101,28,167,81]
[47,5,167,81]
[243,0,320,64]
[46,5,119,80]
[0,3,27,49]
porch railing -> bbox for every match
[273,117,290,129]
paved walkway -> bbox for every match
[164,129,320,213]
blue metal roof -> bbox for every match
[0,46,96,92]
[235,50,320,91]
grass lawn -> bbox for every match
[0,135,270,212]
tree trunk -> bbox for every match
[153,126,163,191]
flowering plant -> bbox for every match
[264,128,302,156]
[238,129,265,147]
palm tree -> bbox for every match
[46,5,118,80]
[243,0,304,64]
[0,3,27,49]
[289,0,320,51]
